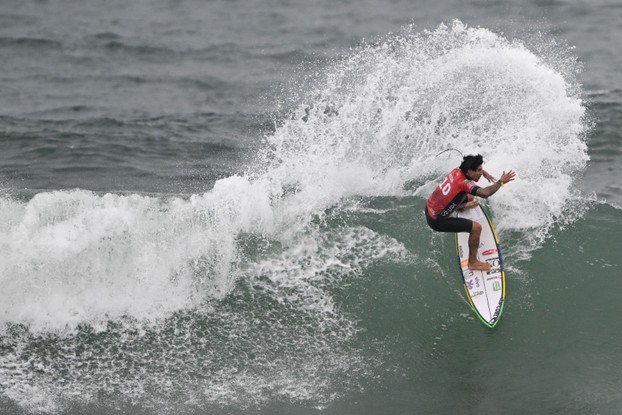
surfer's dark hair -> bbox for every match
[459,154,484,175]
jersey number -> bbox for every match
[439,177,451,195]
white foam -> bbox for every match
[0,20,590,411]
[0,180,276,332]
[1,21,587,333]
[260,20,588,248]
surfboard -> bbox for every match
[455,204,505,328]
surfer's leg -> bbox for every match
[468,221,491,270]
[425,209,472,234]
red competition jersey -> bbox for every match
[426,169,480,219]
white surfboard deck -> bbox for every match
[455,204,505,328]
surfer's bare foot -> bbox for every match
[468,260,492,271]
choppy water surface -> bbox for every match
[0,1,621,414]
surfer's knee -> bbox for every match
[471,221,481,233]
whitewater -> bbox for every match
[0,21,593,413]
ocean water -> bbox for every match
[0,0,621,414]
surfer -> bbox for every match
[425,154,516,270]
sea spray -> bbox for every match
[0,20,589,412]
[260,20,588,249]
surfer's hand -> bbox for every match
[482,169,496,183]
[464,200,479,209]
[500,170,516,184]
